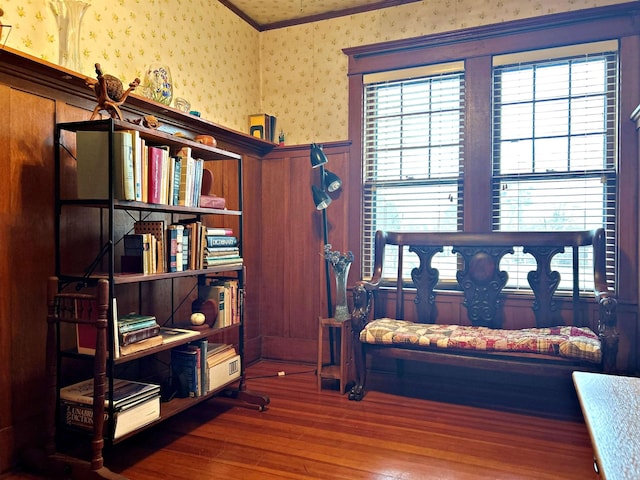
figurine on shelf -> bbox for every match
[85,63,140,121]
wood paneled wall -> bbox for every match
[259,142,352,363]
[0,48,272,474]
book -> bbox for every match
[171,156,182,206]
[61,394,160,440]
[206,344,237,369]
[125,129,143,202]
[176,146,193,206]
[206,235,238,248]
[206,228,233,236]
[147,146,164,204]
[207,354,241,393]
[122,234,145,273]
[60,377,160,409]
[134,220,166,274]
[167,224,185,272]
[76,130,134,200]
[118,317,158,334]
[119,334,163,356]
[171,346,200,398]
[119,324,160,346]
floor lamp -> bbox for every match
[311,143,342,363]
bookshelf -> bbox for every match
[50,118,268,473]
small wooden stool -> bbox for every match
[317,317,354,393]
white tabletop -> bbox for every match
[572,371,640,480]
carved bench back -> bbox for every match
[371,229,606,329]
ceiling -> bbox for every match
[220,0,422,30]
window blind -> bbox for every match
[492,43,618,291]
[362,64,465,281]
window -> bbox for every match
[492,43,618,290]
[362,63,465,280]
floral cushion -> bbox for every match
[360,318,601,364]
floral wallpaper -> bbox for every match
[0,0,630,144]
[0,0,261,131]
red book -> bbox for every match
[147,146,164,204]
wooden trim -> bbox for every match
[0,46,277,157]
[343,2,640,70]
[257,0,422,32]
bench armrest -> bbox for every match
[592,228,618,372]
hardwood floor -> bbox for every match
[7,360,598,479]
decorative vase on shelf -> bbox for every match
[324,244,354,322]
[142,63,173,106]
[50,0,90,73]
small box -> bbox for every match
[207,354,241,393]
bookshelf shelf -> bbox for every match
[50,118,268,472]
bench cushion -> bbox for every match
[360,319,601,364]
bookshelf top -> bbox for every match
[57,119,242,162]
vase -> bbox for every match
[142,63,173,106]
[332,261,352,322]
[50,0,90,72]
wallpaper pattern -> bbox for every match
[0,0,628,144]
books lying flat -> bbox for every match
[119,334,163,356]
[61,394,160,439]
[60,377,160,409]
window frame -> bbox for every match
[344,3,640,303]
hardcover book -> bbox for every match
[61,394,160,439]
[60,377,160,409]
[118,334,163,356]
[119,324,160,346]
[76,130,134,200]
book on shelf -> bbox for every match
[147,145,167,205]
[118,312,156,330]
[119,334,163,356]
[121,233,154,274]
[141,137,148,202]
[119,324,160,346]
[76,130,134,201]
[118,316,157,334]
[124,129,143,202]
[203,257,243,270]
[158,327,200,345]
[169,155,181,206]
[171,345,201,398]
[200,195,226,209]
[61,393,160,440]
[60,377,160,409]
[206,343,237,369]
[175,146,194,207]
[206,228,233,236]
[207,353,241,393]
[205,235,238,248]
[134,220,166,274]
[167,224,185,272]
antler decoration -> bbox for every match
[86,63,140,120]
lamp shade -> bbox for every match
[324,169,342,193]
[310,143,328,168]
[312,184,332,210]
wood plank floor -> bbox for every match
[8,360,598,479]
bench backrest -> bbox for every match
[368,229,610,329]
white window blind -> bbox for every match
[362,64,465,281]
[492,42,618,291]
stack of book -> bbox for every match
[171,340,240,398]
[60,378,161,439]
[204,228,242,269]
[117,313,162,356]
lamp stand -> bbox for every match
[319,165,335,365]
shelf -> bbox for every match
[59,199,241,216]
[57,118,242,161]
[111,377,242,444]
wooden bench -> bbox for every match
[348,229,618,404]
